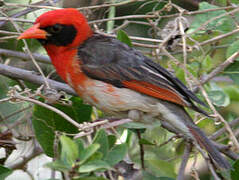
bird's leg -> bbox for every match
[128,110,146,169]
[136,129,145,169]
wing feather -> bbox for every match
[78,33,207,114]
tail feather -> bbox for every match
[188,125,231,169]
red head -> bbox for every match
[18,8,93,81]
[18,8,93,49]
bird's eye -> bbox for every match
[50,24,62,33]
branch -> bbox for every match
[9,91,82,128]
[210,118,239,140]
[0,0,60,27]
[213,142,239,160]
[0,48,51,64]
[0,63,76,95]
[193,51,239,93]
[177,144,192,180]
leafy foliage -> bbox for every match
[231,159,239,180]
[45,131,127,179]
[189,2,235,33]
[0,165,12,179]
[117,30,133,47]
[32,97,92,156]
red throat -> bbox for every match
[45,44,89,96]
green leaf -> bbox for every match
[226,40,239,61]
[45,160,71,171]
[71,97,92,123]
[207,83,230,107]
[224,85,239,101]
[87,152,103,162]
[231,0,239,4]
[78,160,110,173]
[147,159,176,178]
[75,138,84,155]
[175,68,186,84]
[122,122,147,129]
[108,135,116,149]
[159,177,175,180]
[142,171,160,180]
[139,138,155,145]
[78,144,100,165]
[0,165,12,179]
[231,159,239,180]
[32,97,92,157]
[208,90,230,107]
[60,135,79,165]
[104,143,127,166]
[202,55,213,72]
[122,122,146,133]
[189,2,235,33]
[187,63,199,78]
[32,113,55,156]
[224,61,239,85]
[117,30,133,47]
[0,76,29,123]
[92,129,108,158]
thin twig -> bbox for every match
[199,28,239,46]
[9,92,82,128]
[210,118,239,140]
[188,7,239,35]
[199,85,239,151]
[193,51,239,93]
[177,144,192,180]
[89,14,157,24]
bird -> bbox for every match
[18,8,231,169]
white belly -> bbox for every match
[75,79,191,136]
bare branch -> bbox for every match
[0,63,76,95]
[177,144,192,180]
[0,48,51,64]
[210,118,239,140]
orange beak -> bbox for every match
[18,23,47,40]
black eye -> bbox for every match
[50,24,62,33]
